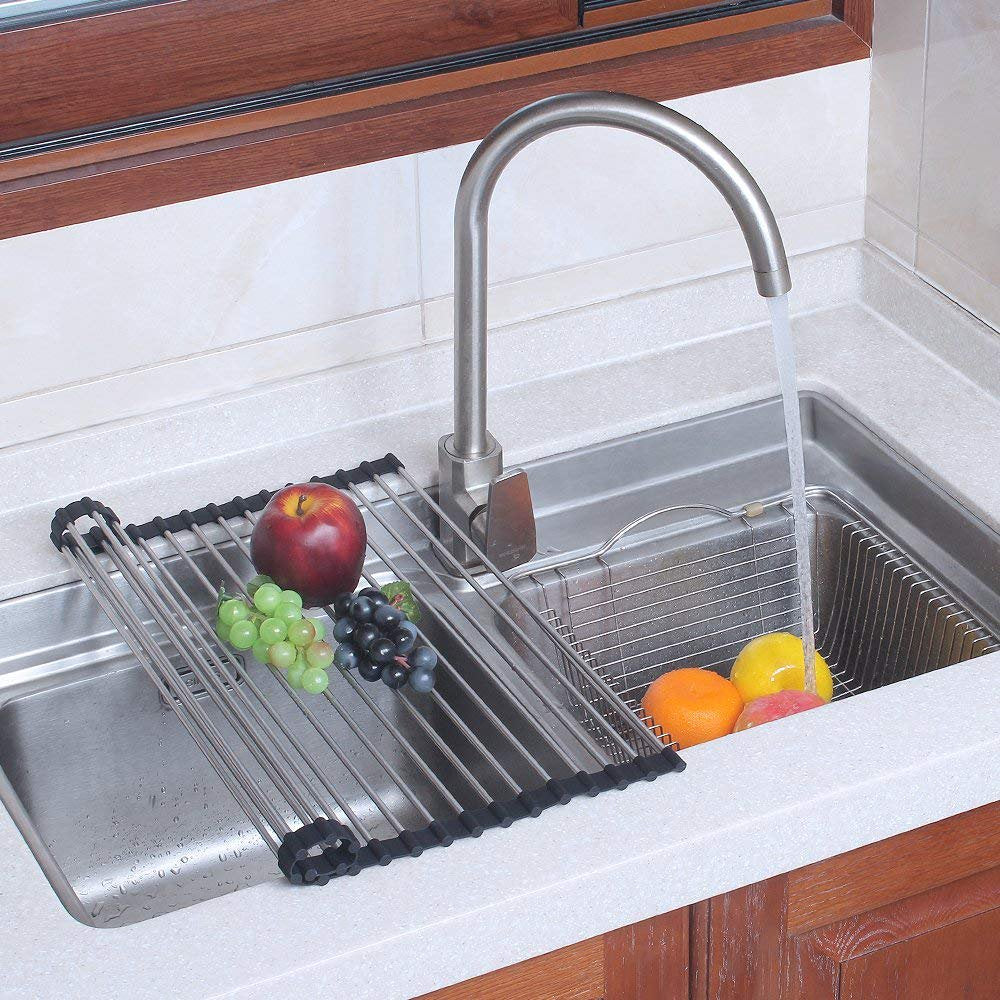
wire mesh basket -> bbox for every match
[51,457,684,886]
[509,489,1000,763]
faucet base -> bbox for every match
[437,432,503,568]
[437,434,537,571]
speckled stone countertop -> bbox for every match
[1,243,998,999]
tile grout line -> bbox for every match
[412,154,431,346]
[912,0,933,261]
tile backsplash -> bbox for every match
[866,0,1000,332]
[0,60,869,450]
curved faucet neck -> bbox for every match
[449,90,790,461]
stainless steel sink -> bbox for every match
[2,393,998,927]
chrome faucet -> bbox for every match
[438,91,791,570]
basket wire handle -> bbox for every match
[508,503,743,582]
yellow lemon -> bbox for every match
[730,632,833,703]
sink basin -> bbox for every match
[2,393,997,926]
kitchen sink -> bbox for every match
[1,393,997,927]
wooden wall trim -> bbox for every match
[835,0,873,45]
[0,15,868,240]
[0,0,580,144]
[584,0,732,29]
[0,0,830,185]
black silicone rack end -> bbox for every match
[281,749,682,885]
[50,454,403,554]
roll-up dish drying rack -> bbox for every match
[51,456,685,886]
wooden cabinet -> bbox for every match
[421,910,689,1000]
[837,906,1000,1000]
[423,801,1000,999]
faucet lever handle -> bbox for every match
[483,468,536,572]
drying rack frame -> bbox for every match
[51,455,685,886]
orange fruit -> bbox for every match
[640,667,744,750]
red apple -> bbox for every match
[250,483,366,608]
[733,690,826,732]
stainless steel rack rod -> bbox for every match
[346,479,637,762]
[141,530,384,828]
[212,516,440,823]
[234,509,500,805]
[98,516,334,828]
[353,550,584,776]
[386,469,668,755]
[64,525,288,847]
[567,545,798,623]
[566,537,797,610]
[153,522,423,835]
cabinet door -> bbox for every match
[788,867,1000,1000]
[707,802,1000,1000]
[840,906,1000,1000]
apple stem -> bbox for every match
[295,493,308,516]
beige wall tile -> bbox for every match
[917,0,1000,319]
[867,0,929,229]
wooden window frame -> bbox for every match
[0,0,872,239]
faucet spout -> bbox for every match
[438,91,791,569]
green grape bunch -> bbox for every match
[215,574,333,695]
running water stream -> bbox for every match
[767,294,817,694]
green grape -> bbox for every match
[274,601,303,625]
[279,589,303,608]
[301,667,330,695]
[259,617,287,645]
[246,574,273,597]
[286,656,307,689]
[218,598,250,626]
[251,638,271,663]
[228,619,258,650]
[308,616,326,641]
[253,583,283,614]
[305,640,334,670]
[287,618,316,648]
[215,620,231,644]
[268,641,296,670]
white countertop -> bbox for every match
[1,242,998,999]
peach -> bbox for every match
[733,690,826,732]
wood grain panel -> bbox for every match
[0,0,829,185]
[689,899,710,1000]
[835,0,873,45]
[707,876,788,1000]
[786,866,1000,999]
[0,0,579,143]
[787,802,1000,934]
[584,0,730,29]
[417,935,604,1000]
[604,908,689,999]
[803,866,1000,963]
[840,907,1000,1000]
[0,15,868,239]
